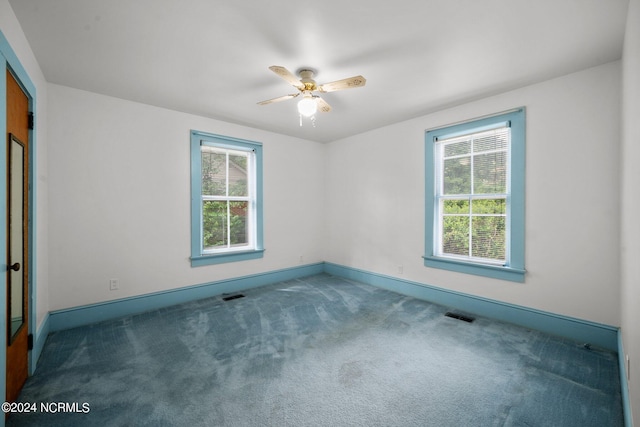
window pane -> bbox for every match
[443,199,469,214]
[471,216,506,260]
[202,151,226,196]
[443,157,471,194]
[442,216,469,256]
[471,198,505,214]
[229,201,249,247]
[473,151,506,194]
[474,130,508,153]
[203,200,227,250]
[444,140,471,157]
[228,154,248,197]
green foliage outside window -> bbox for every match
[202,201,248,250]
[442,199,506,260]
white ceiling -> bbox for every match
[9,0,629,143]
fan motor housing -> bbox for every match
[298,69,318,91]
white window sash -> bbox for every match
[434,127,511,264]
[200,147,256,254]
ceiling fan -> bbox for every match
[257,66,366,119]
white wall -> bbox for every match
[324,61,621,327]
[621,0,640,422]
[1,0,49,334]
[46,84,325,310]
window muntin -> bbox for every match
[191,131,263,266]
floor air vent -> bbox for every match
[445,312,475,323]
[222,294,245,302]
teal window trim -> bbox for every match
[424,108,525,282]
[190,130,264,267]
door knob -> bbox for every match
[9,263,20,272]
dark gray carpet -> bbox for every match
[8,274,623,426]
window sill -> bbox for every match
[423,255,525,283]
[191,249,265,267]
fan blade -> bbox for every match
[318,75,366,93]
[316,97,332,113]
[257,93,299,105]
[269,66,304,90]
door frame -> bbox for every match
[0,29,37,410]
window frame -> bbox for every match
[190,130,264,267]
[424,109,526,282]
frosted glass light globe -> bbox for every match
[298,97,317,117]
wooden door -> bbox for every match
[6,69,29,403]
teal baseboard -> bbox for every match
[30,313,50,374]
[46,261,618,353]
[48,263,325,332]
[324,262,619,351]
[618,332,632,427]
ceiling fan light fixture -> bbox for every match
[258,66,365,124]
[297,95,317,117]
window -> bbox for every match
[190,130,263,266]
[424,109,525,282]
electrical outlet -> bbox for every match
[109,279,119,291]
[299,255,304,264]
[398,265,404,275]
